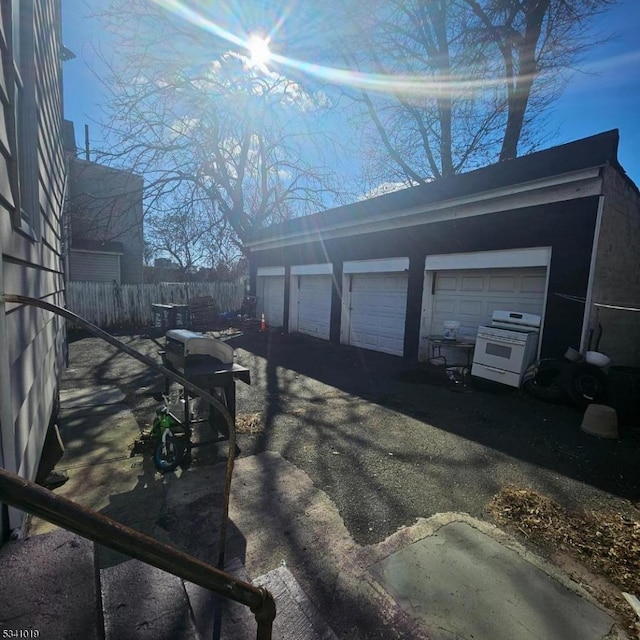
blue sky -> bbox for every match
[62,0,640,187]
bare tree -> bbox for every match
[94,0,347,252]
[461,0,615,161]
[145,182,242,277]
[334,0,615,185]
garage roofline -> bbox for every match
[246,130,624,251]
[248,167,602,251]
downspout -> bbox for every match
[61,165,70,285]
[579,194,605,352]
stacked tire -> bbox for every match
[522,359,566,402]
[523,359,608,408]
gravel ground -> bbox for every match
[64,327,640,551]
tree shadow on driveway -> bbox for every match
[227,331,639,528]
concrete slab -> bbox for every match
[61,385,127,408]
[184,556,258,640]
[28,389,163,548]
[369,521,615,640]
[228,452,357,584]
[254,565,339,640]
[0,529,102,640]
[101,559,198,640]
[226,452,429,640]
[57,405,140,467]
[186,558,341,640]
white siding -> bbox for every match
[0,0,67,532]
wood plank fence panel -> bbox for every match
[66,281,245,328]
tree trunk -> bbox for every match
[499,0,549,161]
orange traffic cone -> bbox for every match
[260,313,267,332]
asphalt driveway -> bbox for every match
[64,327,639,548]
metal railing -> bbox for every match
[0,294,275,639]
[0,467,275,639]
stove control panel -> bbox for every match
[491,310,541,329]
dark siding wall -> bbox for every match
[251,197,600,358]
[0,0,66,519]
[329,262,343,343]
[283,265,291,331]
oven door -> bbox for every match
[472,331,526,373]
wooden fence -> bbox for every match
[66,281,245,328]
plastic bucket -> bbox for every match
[581,404,618,438]
[564,347,583,363]
[585,351,611,368]
[443,320,460,340]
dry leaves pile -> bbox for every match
[235,412,264,435]
[489,486,640,637]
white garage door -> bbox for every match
[295,275,332,339]
[260,276,285,326]
[69,250,121,283]
[348,273,408,356]
[430,267,547,338]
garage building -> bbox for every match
[248,131,640,366]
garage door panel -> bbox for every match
[483,298,543,315]
[485,295,541,309]
[435,299,456,314]
[429,267,546,339]
[436,276,457,291]
[379,317,400,330]
[461,276,485,291]
[348,273,407,356]
[522,275,546,292]
[459,299,483,316]
[488,275,518,291]
[295,275,332,339]
[261,276,285,326]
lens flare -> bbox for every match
[149,0,582,97]
[247,34,271,69]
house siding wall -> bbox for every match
[590,166,640,365]
[250,197,600,360]
[0,0,66,532]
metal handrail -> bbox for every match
[0,293,276,638]
[0,467,276,639]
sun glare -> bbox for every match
[247,34,271,69]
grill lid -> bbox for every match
[165,329,234,364]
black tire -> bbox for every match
[153,433,186,473]
[558,362,608,409]
[522,359,567,401]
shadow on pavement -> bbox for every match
[55,328,639,639]
[228,330,640,505]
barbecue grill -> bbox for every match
[160,330,250,437]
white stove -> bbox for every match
[471,310,541,387]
